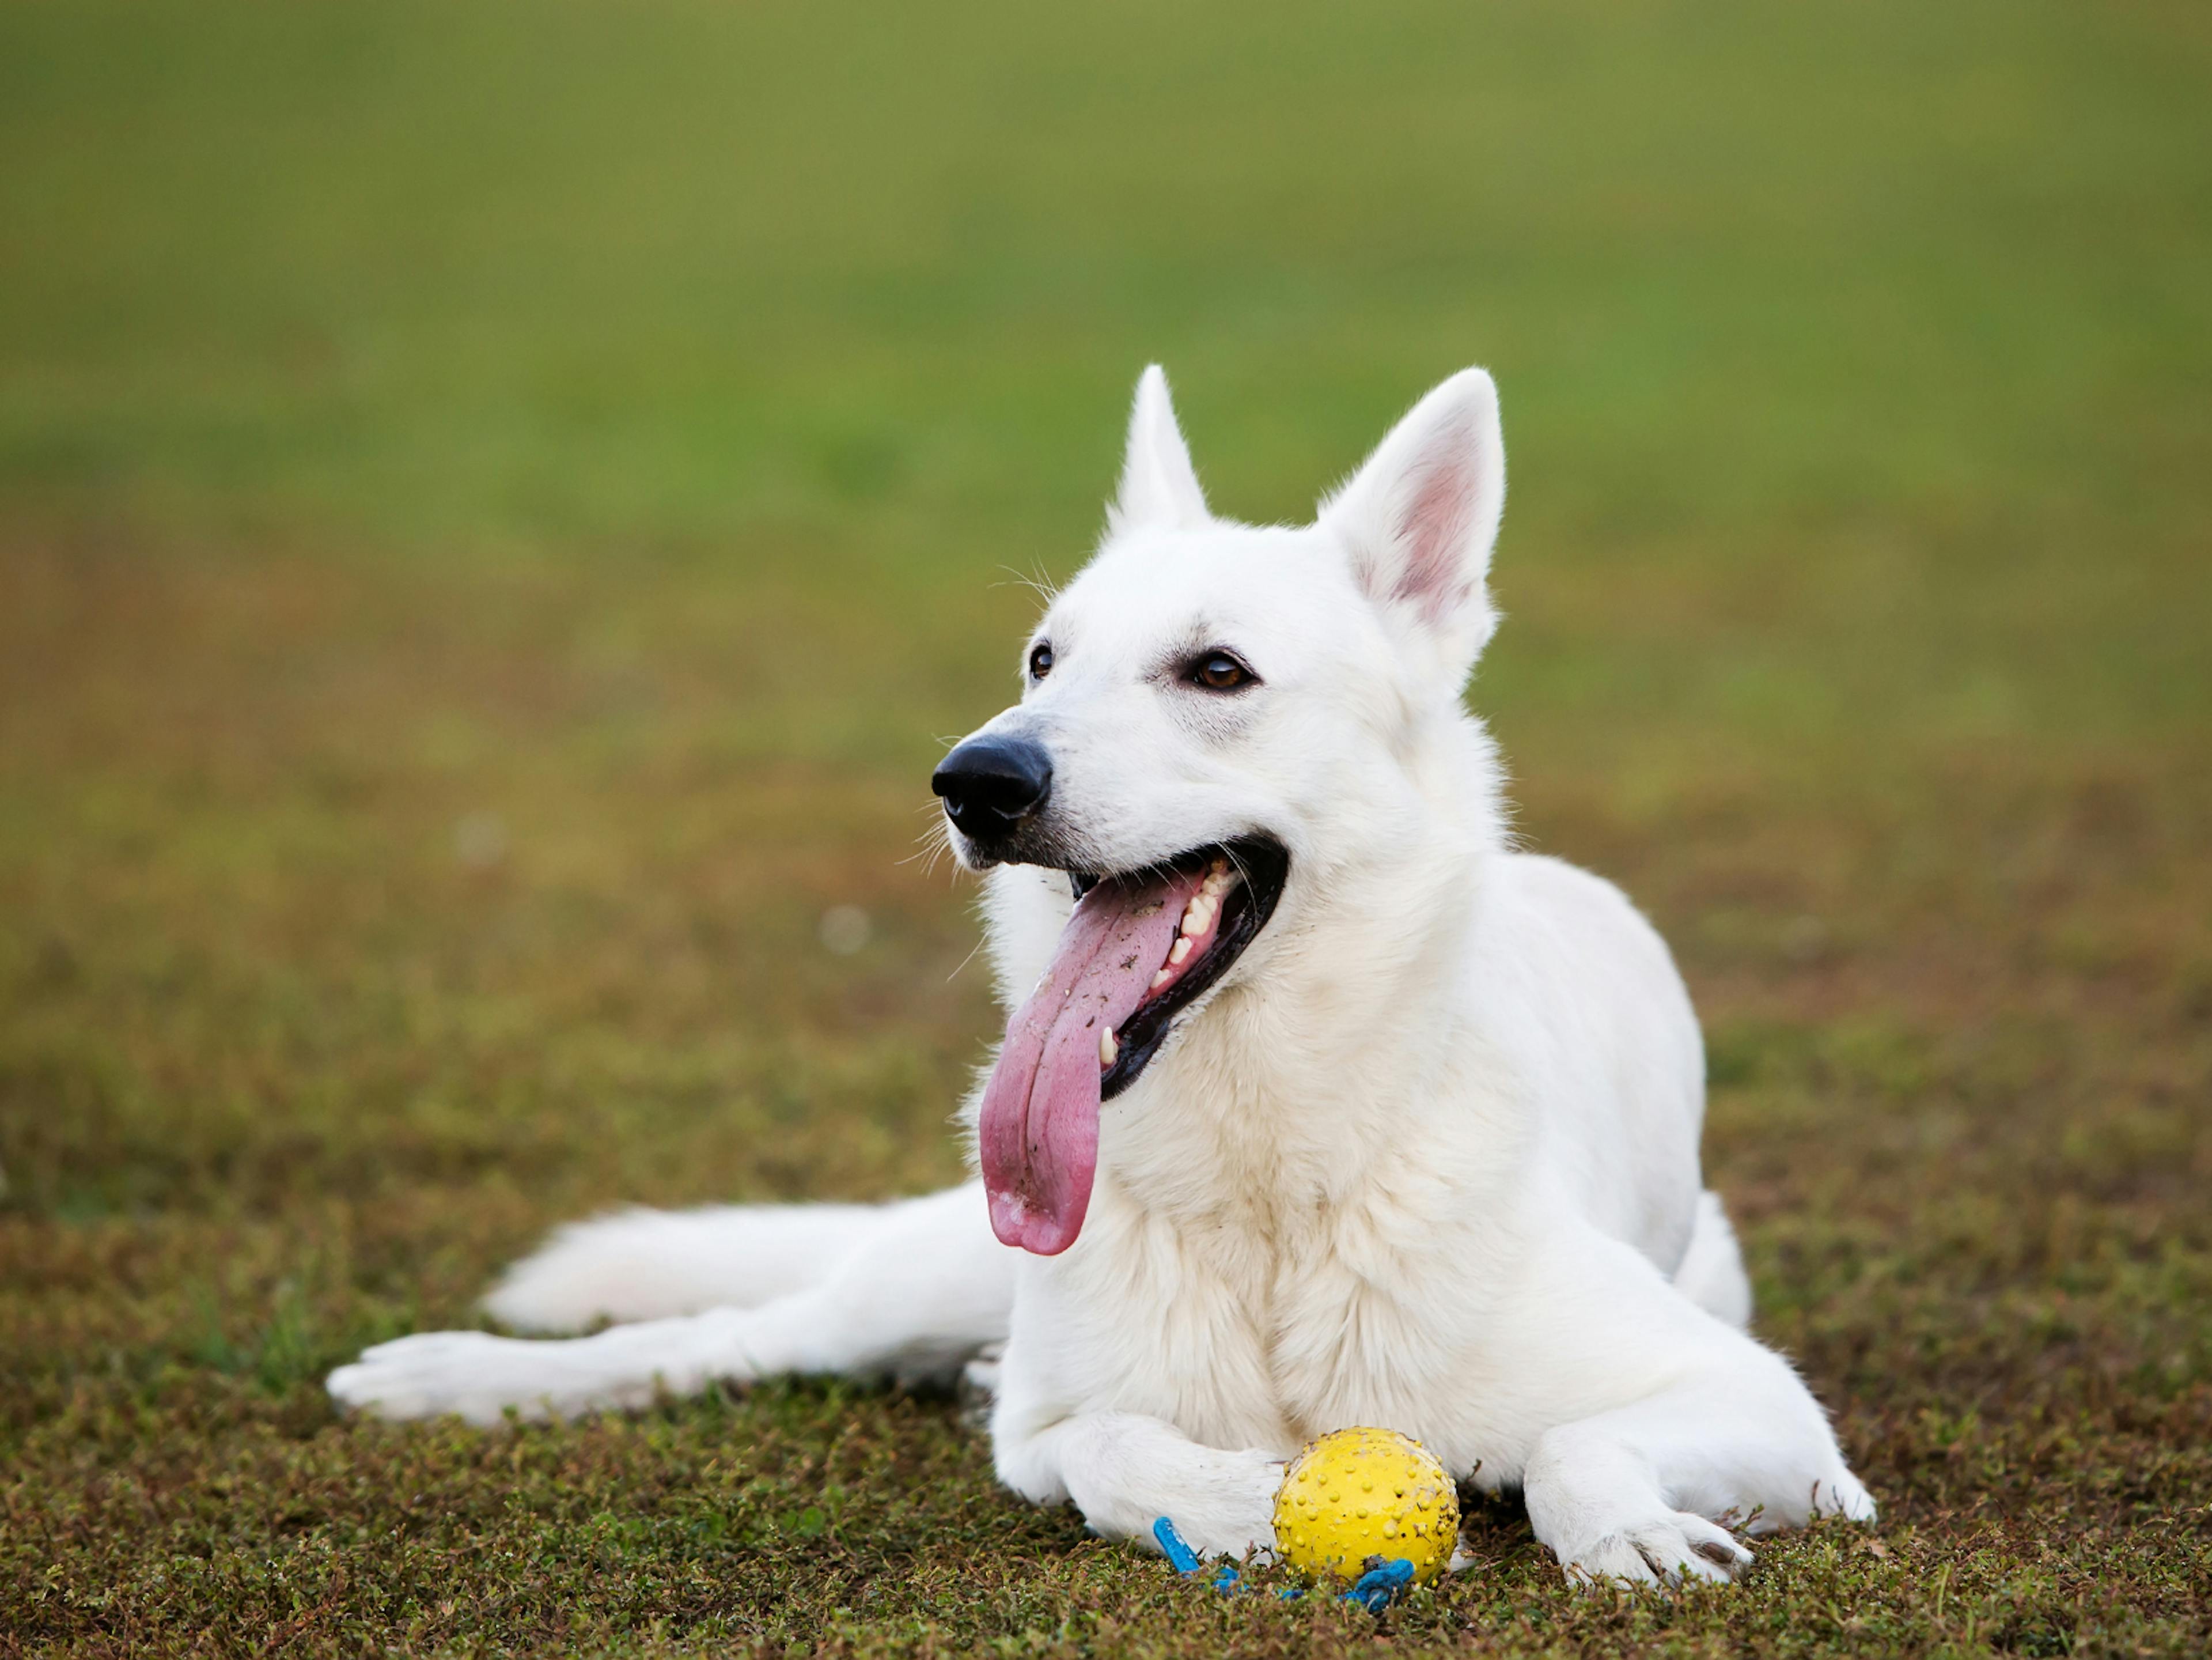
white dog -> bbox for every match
[329,367,1874,1587]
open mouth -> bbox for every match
[1090,837,1290,1099]
[977,835,1289,1256]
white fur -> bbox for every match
[329,367,1874,1589]
[482,1203,904,1333]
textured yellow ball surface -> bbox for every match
[1272,1426,1460,1586]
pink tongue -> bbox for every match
[979,865,1209,1254]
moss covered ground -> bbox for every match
[3,2,2207,1653]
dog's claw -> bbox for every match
[1562,1514,1754,1591]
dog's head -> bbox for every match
[937,368,1508,1254]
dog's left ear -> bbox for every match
[1108,365,1211,535]
[1319,368,1506,683]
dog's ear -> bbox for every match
[1318,368,1506,680]
[1108,365,1211,534]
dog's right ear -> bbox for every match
[1108,365,1210,534]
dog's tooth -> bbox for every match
[1150,968,1172,990]
[1169,937,1192,965]
[1099,1027,1118,1067]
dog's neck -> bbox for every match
[1090,710,1518,1230]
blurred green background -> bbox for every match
[3,2,2207,1654]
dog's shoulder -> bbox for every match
[1483,850,1679,977]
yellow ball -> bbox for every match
[1271,1425,1460,1587]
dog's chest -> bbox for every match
[1071,1176,1469,1456]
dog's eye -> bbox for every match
[1189,651,1255,691]
[1028,642,1054,680]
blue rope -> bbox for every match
[1151,1518,1416,1610]
[1342,1556,1416,1612]
[1151,1516,1203,1574]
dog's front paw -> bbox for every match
[1558,1511,1753,1591]
[1161,1449,1286,1560]
[1815,1472,1879,1524]
[328,1330,620,1426]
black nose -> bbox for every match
[933,735,1053,841]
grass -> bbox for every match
[2,0,2209,1653]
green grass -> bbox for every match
[3,1,2209,1654]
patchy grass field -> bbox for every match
[3,1,2209,1654]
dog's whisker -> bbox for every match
[902,815,959,879]
[991,563,1063,606]
[943,931,988,984]
[1221,844,1257,892]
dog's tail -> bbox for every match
[483,1190,967,1334]
[1672,1189,1753,1329]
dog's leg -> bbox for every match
[994,1409,1286,1559]
[1669,1190,1753,1330]
[482,1200,898,1333]
[328,1184,1013,1423]
[1521,1362,1876,1590]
